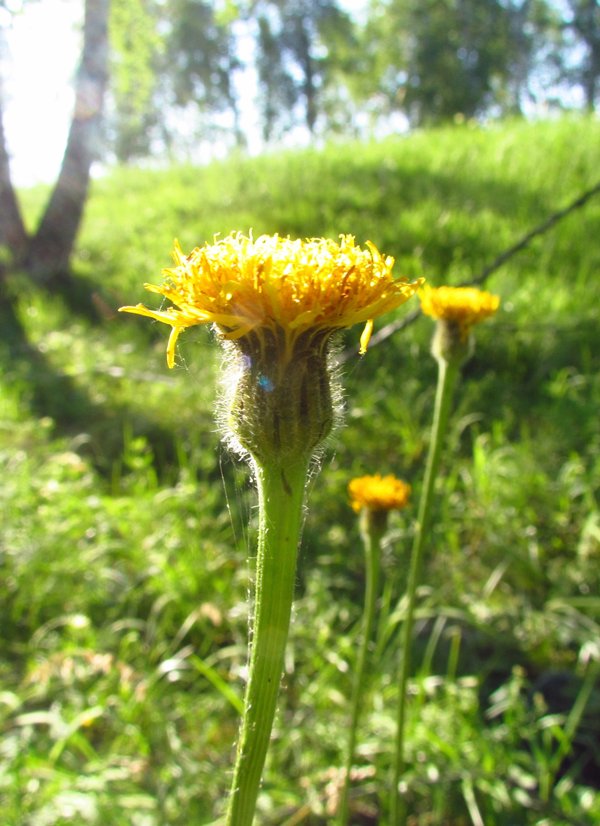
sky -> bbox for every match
[2,0,83,187]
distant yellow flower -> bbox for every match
[120,233,423,368]
[348,474,411,514]
[419,285,500,341]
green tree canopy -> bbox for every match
[253,0,356,140]
[108,0,242,162]
[362,0,540,125]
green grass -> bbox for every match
[2,115,600,824]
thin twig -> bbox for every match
[340,180,600,363]
[467,179,600,288]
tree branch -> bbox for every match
[0,79,28,269]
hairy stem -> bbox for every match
[226,457,309,826]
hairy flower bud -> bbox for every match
[420,285,500,365]
[227,330,335,464]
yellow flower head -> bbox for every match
[348,474,411,514]
[119,233,423,368]
[419,285,500,340]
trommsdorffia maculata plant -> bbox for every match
[391,284,500,823]
[120,232,423,825]
[338,474,411,825]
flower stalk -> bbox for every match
[391,352,459,823]
[226,456,309,826]
[391,285,500,822]
[339,475,410,824]
[337,508,384,825]
[224,333,330,825]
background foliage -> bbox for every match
[80,0,600,161]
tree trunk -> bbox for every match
[570,0,600,111]
[0,87,28,270]
[583,23,600,111]
[25,0,110,281]
[298,18,317,134]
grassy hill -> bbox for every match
[2,115,600,824]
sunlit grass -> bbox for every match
[3,115,600,823]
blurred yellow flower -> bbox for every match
[348,474,411,513]
[120,233,423,368]
[420,285,500,340]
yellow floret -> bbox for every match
[120,233,424,367]
[348,474,411,513]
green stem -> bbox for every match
[337,511,384,825]
[226,457,309,826]
[391,355,460,823]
